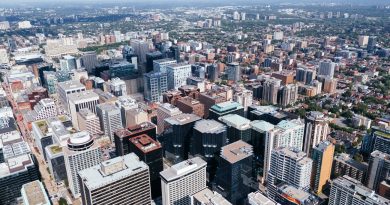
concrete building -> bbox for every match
[78,153,151,205]
[296,67,316,85]
[24,98,58,122]
[124,108,148,128]
[60,55,77,71]
[96,103,123,142]
[277,84,298,107]
[156,103,182,135]
[303,111,329,156]
[352,114,372,129]
[226,62,240,82]
[247,191,276,205]
[64,132,102,198]
[160,157,207,205]
[213,140,254,205]
[144,71,168,102]
[267,147,312,199]
[107,78,127,97]
[275,184,319,205]
[358,35,369,47]
[311,141,334,194]
[219,114,251,143]
[176,97,205,118]
[20,180,50,205]
[0,49,9,64]
[153,58,176,73]
[329,176,390,205]
[115,95,138,127]
[262,78,281,105]
[131,40,149,63]
[367,150,390,191]
[57,80,86,109]
[166,63,192,90]
[332,153,368,183]
[233,89,253,112]
[318,60,335,79]
[192,188,232,205]
[323,77,337,94]
[68,90,99,130]
[77,108,101,136]
[209,101,244,121]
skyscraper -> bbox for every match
[68,90,99,130]
[78,153,151,205]
[226,62,240,82]
[77,108,101,136]
[318,60,335,79]
[131,40,149,63]
[164,113,201,163]
[81,51,98,73]
[296,67,316,85]
[367,36,377,53]
[146,51,163,73]
[213,140,254,205]
[267,147,312,199]
[64,132,102,198]
[218,114,252,143]
[156,103,182,135]
[367,150,390,191]
[144,71,168,102]
[60,55,77,71]
[262,78,281,105]
[96,103,123,142]
[329,176,390,205]
[160,157,207,205]
[209,101,245,121]
[57,80,86,110]
[277,84,298,107]
[311,141,334,194]
[166,63,192,90]
[153,58,177,73]
[303,111,329,156]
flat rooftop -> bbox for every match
[57,80,85,91]
[129,134,161,154]
[278,184,316,203]
[220,140,253,164]
[165,113,201,126]
[21,180,50,205]
[219,114,251,130]
[78,153,149,190]
[68,90,99,103]
[248,191,276,205]
[251,120,275,133]
[194,119,226,134]
[115,122,156,138]
[160,157,206,182]
[274,147,308,161]
[211,101,243,113]
[192,188,232,205]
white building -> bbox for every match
[192,188,232,205]
[303,111,330,156]
[233,89,253,112]
[267,147,312,199]
[156,103,182,134]
[107,78,127,97]
[247,191,276,205]
[57,80,86,110]
[24,98,58,122]
[153,58,176,73]
[0,21,10,30]
[0,49,9,64]
[131,40,149,63]
[358,35,369,47]
[64,132,102,198]
[77,108,101,136]
[160,157,207,205]
[68,91,99,130]
[352,114,372,129]
[21,180,50,205]
[18,21,32,29]
[166,63,192,90]
[318,60,336,79]
[96,103,123,142]
[273,31,284,40]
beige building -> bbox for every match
[125,108,148,128]
[77,108,101,136]
[311,141,334,194]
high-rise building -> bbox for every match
[219,114,251,143]
[367,150,390,191]
[146,51,163,73]
[233,89,253,112]
[20,180,50,205]
[273,31,284,40]
[164,113,201,163]
[24,98,58,122]
[262,78,281,105]
[156,103,182,135]
[153,58,176,73]
[296,67,316,85]
[81,51,98,73]
[311,141,334,194]
[213,140,254,205]
[247,191,276,205]
[192,188,232,205]
[191,119,228,161]
[367,36,377,53]
[277,84,298,107]
[68,90,99,130]
[160,157,207,205]
[209,101,245,121]
[0,49,9,64]
[124,108,148,128]
[57,80,86,109]
[129,134,163,199]
[318,60,335,79]
[166,63,192,90]
[144,71,168,102]
[96,103,123,142]
[329,176,390,205]
[303,111,329,156]
[131,40,149,63]
[115,95,138,127]
[358,35,369,47]
[207,64,219,82]
[64,132,102,198]
[114,122,157,156]
[107,78,127,97]
[176,97,205,118]
[109,61,137,80]
[275,184,319,205]
[77,108,101,136]
[226,62,240,82]
[60,55,77,71]
[78,153,151,205]
[332,153,367,183]
[323,77,337,94]
[267,147,312,199]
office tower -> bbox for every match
[277,84,298,107]
[68,90,99,130]
[114,121,156,155]
[60,55,77,71]
[191,64,206,78]
[367,36,377,53]
[164,113,201,163]
[146,51,163,73]
[20,180,50,205]
[329,176,390,205]
[267,147,312,199]
[0,21,10,30]
[274,184,319,205]
[129,134,163,199]
[57,80,86,109]
[209,101,244,121]
[318,60,335,79]
[125,108,148,127]
[25,98,58,122]
[311,141,334,194]
[78,154,151,205]
[303,111,329,156]
[226,62,240,82]
[131,40,149,63]
[45,144,67,182]
[219,114,251,143]
[323,77,337,94]
[273,31,284,40]
[206,64,218,82]
[0,49,9,64]
[64,132,102,198]
[113,30,121,42]
[198,93,227,119]
[81,51,98,73]
[156,103,182,134]
[247,191,276,205]
[122,45,137,62]
[160,157,207,205]
[77,108,101,136]
[213,140,253,205]
[115,95,138,127]
[43,71,58,94]
[191,119,228,162]
[332,153,367,183]
[166,63,192,90]
[233,11,240,20]
[169,46,181,62]
[96,103,123,142]
[367,150,390,191]
[109,61,137,80]
[107,78,127,96]
[144,71,168,102]
[192,188,232,205]
[358,35,369,47]
[262,78,281,105]
[153,58,176,73]
[176,97,205,118]
[240,12,246,21]
[233,89,253,112]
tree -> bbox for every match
[341,110,353,119]
[335,144,345,153]
[59,198,68,205]
[353,153,364,162]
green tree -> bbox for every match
[59,198,68,205]
[353,153,364,162]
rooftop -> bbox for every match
[220,140,253,164]
[160,157,206,182]
[78,153,148,190]
[219,114,251,130]
[247,191,276,205]
[251,120,275,133]
[192,188,232,205]
[211,101,243,113]
[334,153,368,171]
[165,113,201,126]
[129,134,161,154]
[57,80,85,91]
[194,119,226,134]
[278,184,318,204]
[153,58,176,64]
[115,122,156,138]
[68,90,99,103]
[273,147,308,161]
[21,180,50,205]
